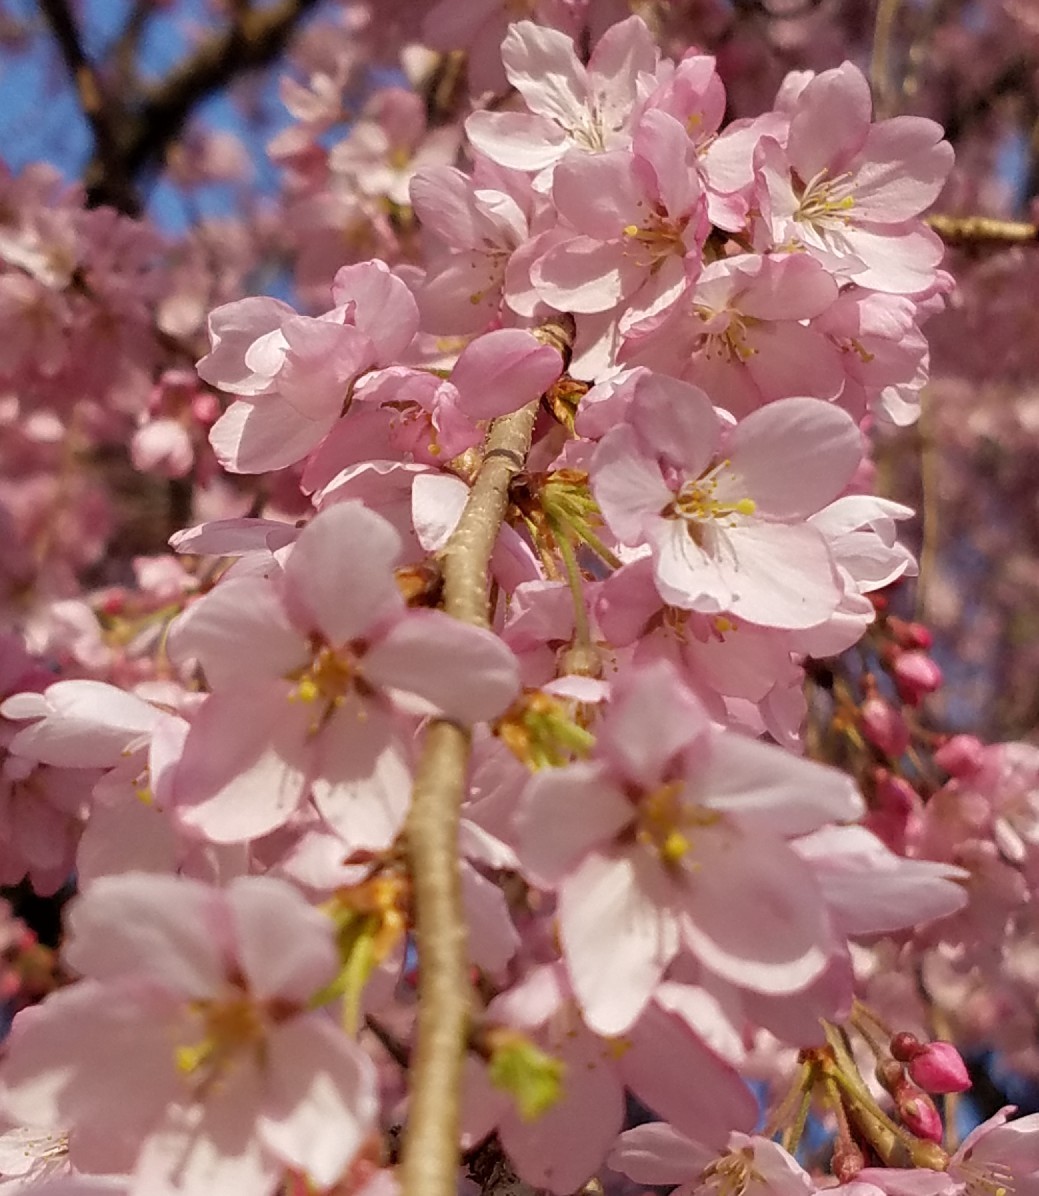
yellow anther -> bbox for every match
[623,224,640,237]
[661,829,691,864]
[175,1043,209,1076]
[733,498,757,516]
[293,676,320,703]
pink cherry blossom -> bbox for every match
[465,17,659,174]
[751,62,953,294]
[168,501,519,844]
[0,873,378,1195]
[200,261,419,474]
[515,659,862,1033]
[591,375,862,629]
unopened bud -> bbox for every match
[892,652,943,706]
[890,1032,921,1063]
[861,697,910,758]
[934,734,985,780]
[897,1086,943,1143]
[908,1041,971,1094]
[832,1143,865,1183]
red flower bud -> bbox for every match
[889,1032,921,1063]
[908,1041,971,1094]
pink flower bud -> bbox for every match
[904,622,933,650]
[897,1087,943,1142]
[861,697,910,757]
[191,391,221,425]
[892,651,943,706]
[908,1041,971,1094]
[934,734,985,780]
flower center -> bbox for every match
[634,780,720,866]
[794,168,856,227]
[664,460,757,543]
[175,990,271,1093]
[695,308,758,364]
[291,642,358,705]
[623,210,688,265]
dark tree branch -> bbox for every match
[79,0,322,212]
[36,0,135,209]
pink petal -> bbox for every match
[465,111,568,172]
[621,1000,757,1147]
[591,429,672,545]
[726,398,861,517]
[499,1024,624,1196]
[854,117,954,221]
[166,576,309,690]
[226,877,338,1003]
[260,1016,377,1187]
[281,502,404,645]
[788,62,872,181]
[197,296,296,395]
[330,260,419,363]
[534,236,644,313]
[64,874,225,997]
[450,328,562,420]
[608,1122,712,1186]
[680,831,835,994]
[795,825,968,935]
[517,762,633,887]
[209,396,335,475]
[551,151,641,239]
[0,980,180,1141]
[6,680,163,769]
[364,609,519,723]
[560,850,679,1035]
[173,685,311,842]
[462,862,520,974]
[502,21,587,127]
[695,732,864,834]
[311,699,412,853]
[600,659,710,789]
[630,372,718,474]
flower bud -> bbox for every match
[889,1031,921,1063]
[897,1086,943,1142]
[893,651,943,706]
[861,697,910,757]
[832,1142,865,1182]
[908,1041,971,1094]
[934,734,985,780]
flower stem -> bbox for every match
[400,317,573,1196]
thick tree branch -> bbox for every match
[37,0,134,209]
[400,316,573,1196]
[83,0,321,211]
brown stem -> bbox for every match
[927,213,1039,246]
[400,317,572,1196]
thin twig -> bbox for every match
[400,317,573,1196]
[871,0,903,119]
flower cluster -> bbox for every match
[1,10,1035,1196]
